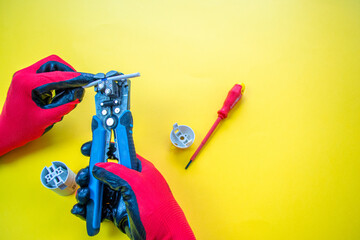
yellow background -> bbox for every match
[0,0,360,239]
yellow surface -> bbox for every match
[0,0,360,239]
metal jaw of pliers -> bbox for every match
[85,70,140,236]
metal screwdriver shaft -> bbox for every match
[185,117,222,169]
[185,83,245,169]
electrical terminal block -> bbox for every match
[40,161,77,196]
[170,123,195,148]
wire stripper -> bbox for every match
[82,71,140,236]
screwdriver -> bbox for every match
[185,83,245,169]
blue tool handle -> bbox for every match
[113,110,138,237]
[86,116,107,236]
[114,110,138,170]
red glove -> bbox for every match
[0,55,93,156]
[72,155,196,240]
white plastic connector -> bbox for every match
[170,123,195,149]
[40,161,77,196]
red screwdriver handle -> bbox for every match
[217,83,245,119]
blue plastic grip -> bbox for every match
[86,116,107,236]
[114,110,138,170]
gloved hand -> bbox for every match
[0,55,94,156]
[72,155,196,240]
